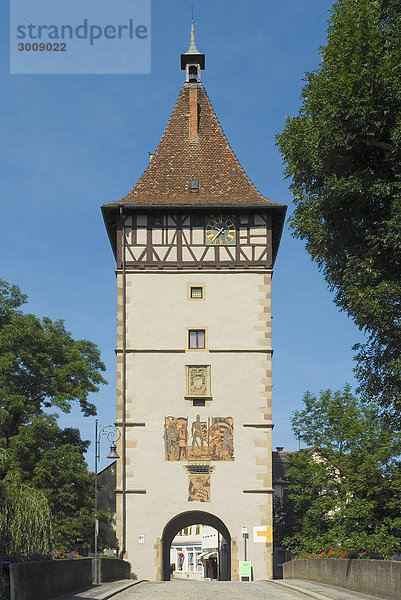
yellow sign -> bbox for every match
[253,526,273,544]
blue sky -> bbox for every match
[1,0,364,469]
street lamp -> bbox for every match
[94,419,121,584]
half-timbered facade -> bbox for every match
[112,212,274,269]
[102,22,286,582]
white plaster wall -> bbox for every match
[126,495,271,581]
[123,272,271,351]
[125,352,269,422]
[117,270,273,581]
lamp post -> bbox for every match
[94,419,121,584]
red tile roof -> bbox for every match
[103,83,285,209]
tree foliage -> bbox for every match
[7,414,97,549]
[0,280,108,551]
[0,450,52,557]
[276,0,401,416]
[280,387,401,554]
[0,482,53,557]
[0,279,107,444]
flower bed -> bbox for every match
[293,549,401,561]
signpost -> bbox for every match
[241,527,250,580]
[242,527,248,561]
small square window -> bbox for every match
[188,329,205,349]
[190,179,199,190]
[191,286,203,299]
[188,283,205,301]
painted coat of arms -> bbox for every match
[186,365,211,397]
[188,474,211,502]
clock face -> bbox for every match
[205,216,236,246]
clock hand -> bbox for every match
[210,227,225,243]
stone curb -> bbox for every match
[55,579,147,600]
[269,580,336,600]
[270,579,383,600]
[88,580,146,600]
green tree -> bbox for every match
[0,279,107,444]
[282,386,401,554]
[276,0,401,418]
[7,414,96,549]
[0,279,108,550]
[0,450,52,558]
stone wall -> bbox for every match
[9,558,130,600]
[283,558,401,600]
[100,557,130,582]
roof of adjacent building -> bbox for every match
[272,450,294,483]
[102,83,286,211]
[272,447,318,484]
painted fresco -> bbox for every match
[208,417,234,460]
[164,417,188,461]
[164,416,234,461]
[188,474,210,502]
[188,414,209,460]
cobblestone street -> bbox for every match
[114,580,308,600]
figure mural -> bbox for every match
[191,414,205,449]
[178,420,188,460]
[164,417,188,461]
[188,474,211,502]
[209,417,234,460]
[164,416,234,461]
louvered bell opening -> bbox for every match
[189,65,199,82]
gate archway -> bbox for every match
[162,511,231,581]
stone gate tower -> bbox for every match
[102,23,286,581]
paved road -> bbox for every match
[58,578,385,600]
[114,580,308,600]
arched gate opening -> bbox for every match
[162,511,231,581]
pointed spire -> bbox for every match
[184,21,202,56]
[181,19,205,78]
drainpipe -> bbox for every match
[120,206,127,558]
